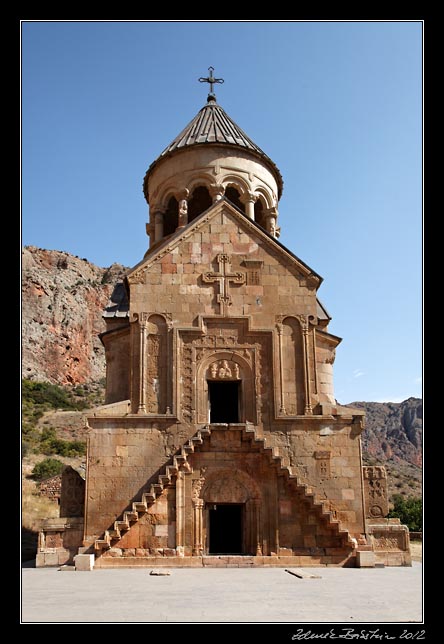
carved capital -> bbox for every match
[209,183,225,201]
[239,191,258,205]
[297,314,309,332]
[176,188,190,201]
[164,313,173,331]
[265,206,278,218]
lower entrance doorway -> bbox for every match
[208,504,243,554]
[208,381,240,423]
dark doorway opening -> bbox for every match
[208,381,240,423]
[209,504,243,554]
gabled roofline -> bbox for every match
[126,198,323,286]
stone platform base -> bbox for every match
[374,551,412,566]
[94,554,356,568]
[367,519,412,567]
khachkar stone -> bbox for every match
[362,466,389,518]
[201,254,245,316]
[37,69,411,569]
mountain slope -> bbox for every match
[347,399,422,499]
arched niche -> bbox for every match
[146,314,168,414]
[254,186,274,210]
[163,196,179,236]
[201,467,261,504]
[281,317,305,415]
[196,351,256,424]
[188,185,212,222]
[225,186,245,213]
[254,196,266,229]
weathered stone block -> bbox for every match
[74,554,95,571]
[356,550,375,567]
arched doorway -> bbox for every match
[207,358,241,423]
[202,468,262,555]
[196,352,256,424]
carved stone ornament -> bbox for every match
[363,465,388,518]
[191,467,207,502]
[128,268,147,285]
[208,360,240,380]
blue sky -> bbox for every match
[21,21,422,404]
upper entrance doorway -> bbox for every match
[208,381,240,423]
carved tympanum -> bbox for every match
[208,359,240,380]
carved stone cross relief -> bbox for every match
[202,254,245,316]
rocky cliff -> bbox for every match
[348,399,422,468]
[22,246,128,386]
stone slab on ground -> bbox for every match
[285,568,322,579]
[21,563,423,623]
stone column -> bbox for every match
[153,210,164,242]
[137,317,147,414]
[277,322,286,415]
[253,499,262,556]
[299,316,313,415]
[240,191,258,220]
[192,499,204,556]
[209,183,225,203]
[175,471,185,556]
[165,317,173,415]
[137,314,147,414]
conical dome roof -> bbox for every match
[144,97,283,198]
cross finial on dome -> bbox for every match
[198,66,224,102]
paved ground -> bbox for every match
[21,562,423,623]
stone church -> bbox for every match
[37,70,411,568]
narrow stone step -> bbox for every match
[159,474,171,486]
[115,520,130,531]
[133,502,148,513]
[125,511,138,522]
[108,529,121,539]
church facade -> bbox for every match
[37,74,411,568]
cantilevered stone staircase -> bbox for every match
[94,424,354,552]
